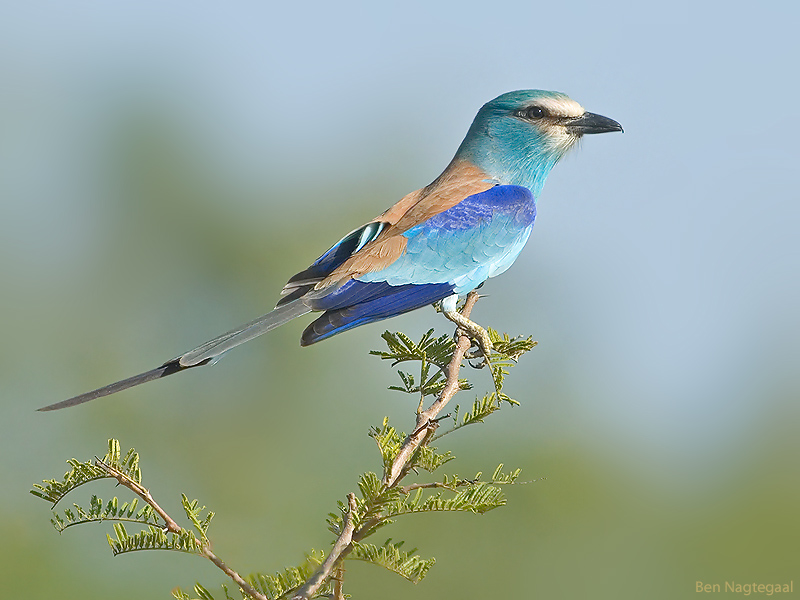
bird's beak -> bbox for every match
[566,112,623,135]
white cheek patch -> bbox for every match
[542,127,577,154]
[533,94,586,154]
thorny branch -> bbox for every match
[95,459,269,600]
[291,494,357,600]
[397,480,474,494]
[384,291,480,487]
[291,291,482,600]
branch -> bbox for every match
[95,458,268,600]
[295,294,482,595]
[96,457,181,533]
[397,480,476,494]
[291,294,482,598]
[384,291,480,487]
[333,566,345,600]
[292,494,357,600]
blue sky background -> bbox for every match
[1,2,798,599]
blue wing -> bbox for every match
[277,221,388,306]
[300,185,536,344]
[369,184,536,292]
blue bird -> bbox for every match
[41,90,622,411]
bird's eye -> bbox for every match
[515,105,547,120]
[525,106,545,119]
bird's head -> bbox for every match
[456,90,622,196]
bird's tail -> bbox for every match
[38,362,189,411]
[39,299,312,411]
[176,299,311,367]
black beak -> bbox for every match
[566,112,623,135]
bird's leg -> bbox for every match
[440,294,493,362]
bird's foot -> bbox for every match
[465,346,490,368]
[443,309,494,366]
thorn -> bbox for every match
[410,417,442,438]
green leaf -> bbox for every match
[348,540,435,583]
[371,330,455,370]
[488,328,537,361]
[409,444,455,474]
[490,464,522,484]
[485,329,536,394]
[172,583,240,600]
[387,482,508,517]
[193,583,216,600]
[181,494,214,543]
[31,439,143,506]
[244,550,328,599]
[369,418,404,470]
[106,522,202,556]
[50,495,160,532]
[372,330,473,405]
[432,394,505,440]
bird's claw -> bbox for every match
[462,333,493,368]
[465,343,489,368]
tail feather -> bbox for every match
[39,299,312,411]
[38,361,189,411]
[177,300,311,367]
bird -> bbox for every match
[40,90,622,411]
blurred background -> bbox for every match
[2,2,798,598]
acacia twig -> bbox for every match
[292,494,358,600]
[292,293,483,598]
[397,479,478,494]
[384,291,480,487]
[333,566,345,600]
[95,458,268,600]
